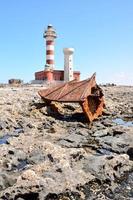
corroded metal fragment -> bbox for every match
[38,73,104,122]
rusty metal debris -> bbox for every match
[38,73,104,122]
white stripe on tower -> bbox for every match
[43,24,57,70]
[46,45,54,50]
[46,39,54,67]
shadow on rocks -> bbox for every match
[47,108,88,123]
[32,102,46,109]
[32,102,88,123]
[14,192,39,200]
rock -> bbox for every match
[96,130,133,154]
[0,173,16,191]
[0,121,7,130]
[83,154,132,182]
[101,119,114,127]
[58,133,88,148]
[102,109,112,116]
[28,151,45,164]
[93,129,109,137]
[19,169,38,181]
[0,85,133,200]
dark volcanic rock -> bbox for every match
[0,85,132,199]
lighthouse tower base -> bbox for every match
[35,70,80,82]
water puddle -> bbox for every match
[113,118,133,127]
[0,134,11,144]
[96,148,112,155]
[0,128,24,145]
[15,128,23,134]
[12,160,28,171]
[13,128,24,136]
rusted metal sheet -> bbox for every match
[38,73,104,122]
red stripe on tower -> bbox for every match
[46,50,54,54]
[43,24,57,71]
[46,41,54,45]
[47,60,54,64]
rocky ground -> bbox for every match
[0,85,132,200]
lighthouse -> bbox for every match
[43,24,57,71]
[63,48,74,82]
[35,25,80,82]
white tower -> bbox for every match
[43,24,57,70]
[63,48,74,82]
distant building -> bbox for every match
[35,24,80,82]
[8,79,23,85]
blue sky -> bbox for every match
[0,0,133,85]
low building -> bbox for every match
[8,79,23,85]
[35,70,80,81]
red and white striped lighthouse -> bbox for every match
[43,24,57,71]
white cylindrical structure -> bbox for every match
[63,48,74,82]
[43,24,57,70]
